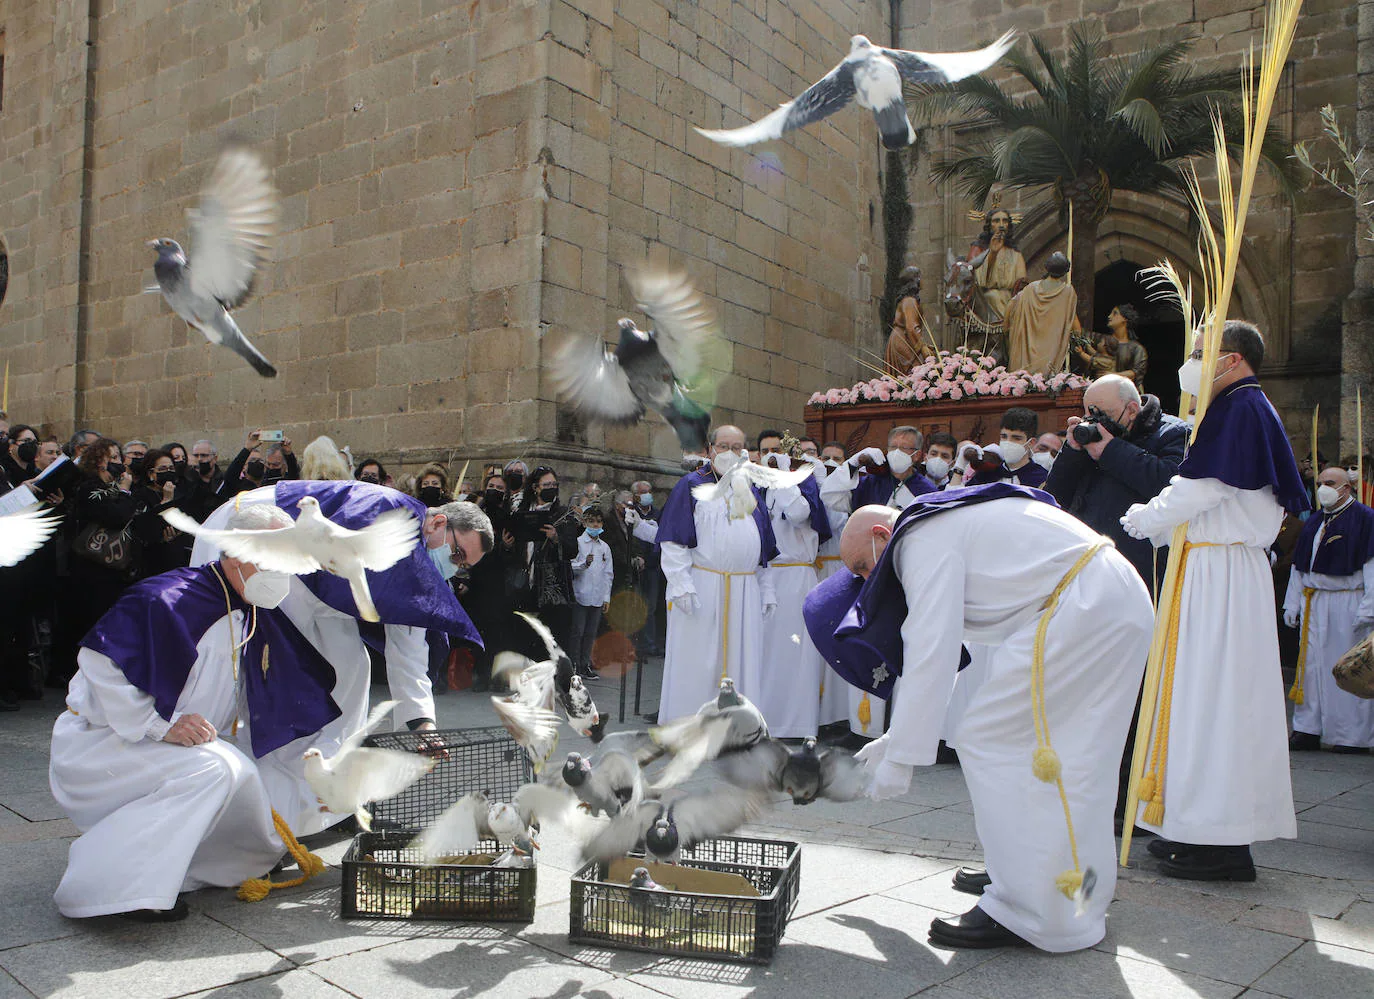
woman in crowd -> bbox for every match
[130,448,194,577]
[161,441,191,482]
[511,465,581,650]
[354,458,388,485]
[299,435,351,480]
[414,463,451,508]
[461,471,514,691]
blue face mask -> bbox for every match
[637,494,653,507]
[429,544,459,581]
[586,527,604,538]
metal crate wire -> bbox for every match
[342,831,536,922]
[569,836,801,964]
[340,726,537,922]
[362,725,533,830]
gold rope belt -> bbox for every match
[691,565,757,680]
[770,562,816,569]
[1288,585,1364,706]
[1139,540,1246,825]
[1028,540,1109,900]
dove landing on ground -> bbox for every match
[696,31,1017,150]
[302,700,436,831]
[162,496,419,622]
[0,506,60,568]
[691,453,815,520]
[147,145,281,376]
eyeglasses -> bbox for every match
[1189,350,1235,361]
[447,527,473,571]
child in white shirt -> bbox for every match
[569,508,614,678]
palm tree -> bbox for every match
[906,23,1299,328]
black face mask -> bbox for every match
[484,488,506,507]
[505,472,525,492]
[128,457,146,475]
[155,469,178,485]
[196,459,214,473]
[106,462,126,478]
[172,458,187,470]
[16,440,38,463]
[539,486,558,504]
[359,474,380,484]
[418,486,445,507]
[245,460,266,479]
[263,469,283,484]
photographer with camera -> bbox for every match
[1045,374,1188,586]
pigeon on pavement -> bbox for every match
[147,145,281,376]
[0,506,60,568]
[716,736,868,805]
[302,700,435,831]
[162,496,419,623]
[696,31,1017,150]
[551,269,718,454]
[690,452,815,520]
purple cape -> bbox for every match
[1293,500,1374,576]
[803,483,1055,698]
[968,458,1048,489]
[851,467,937,508]
[762,473,832,544]
[273,480,482,646]
[1179,377,1309,515]
[81,565,342,757]
[656,466,778,565]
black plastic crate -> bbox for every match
[568,837,801,963]
[340,726,537,922]
[360,725,534,831]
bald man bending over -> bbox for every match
[808,486,1152,952]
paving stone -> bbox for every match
[1113,877,1255,923]
[182,967,357,998]
[1249,940,1374,999]
[945,947,1245,999]
[1234,902,1374,953]
[0,914,292,999]
[871,808,980,844]
[1138,865,1360,920]
[781,795,932,828]
[793,844,954,917]
[0,969,33,999]
[1288,770,1369,805]
[1298,803,1374,832]
[504,896,664,976]
[0,839,82,951]
[1252,839,1374,881]
[1296,819,1374,853]
[880,866,978,917]
[0,790,66,822]
[1095,898,1302,985]
[310,933,615,998]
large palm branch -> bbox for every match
[906,24,1300,325]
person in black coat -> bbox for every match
[510,465,581,652]
[462,472,516,691]
[130,449,196,577]
[1045,375,1189,588]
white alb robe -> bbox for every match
[1283,517,1374,748]
[51,615,284,918]
[658,498,774,723]
[751,485,823,738]
[1128,476,1297,844]
[884,499,1153,952]
[941,643,989,751]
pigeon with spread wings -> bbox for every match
[161,496,419,623]
[695,32,1016,150]
[580,786,771,864]
[551,269,718,454]
[147,145,281,376]
[690,451,816,520]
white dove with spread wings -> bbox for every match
[0,506,61,568]
[690,453,816,520]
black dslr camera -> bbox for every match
[1072,420,1103,445]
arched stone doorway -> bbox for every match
[1094,259,1185,415]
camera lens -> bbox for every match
[1073,421,1103,445]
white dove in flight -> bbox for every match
[0,507,60,568]
[302,700,436,831]
[690,453,815,520]
[162,496,419,622]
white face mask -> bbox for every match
[886,449,913,475]
[712,451,742,475]
[1317,484,1343,509]
[924,456,950,481]
[1348,469,1361,485]
[240,567,291,609]
[999,441,1027,466]
[1178,358,1203,397]
[824,459,840,470]
[429,544,459,580]
[767,453,791,471]
[1032,452,1055,471]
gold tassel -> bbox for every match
[1055,869,1084,900]
[237,809,327,902]
[1032,747,1062,783]
[857,694,872,733]
[1288,588,1315,706]
[1142,799,1166,826]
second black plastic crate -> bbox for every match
[568,836,801,963]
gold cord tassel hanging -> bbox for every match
[1287,588,1316,706]
[237,810,327,902]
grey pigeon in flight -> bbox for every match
[147,145,281,376]
[551,269,717,454]
[696,31,1017,150]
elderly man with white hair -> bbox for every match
[50,504,333,922]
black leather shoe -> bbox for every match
[935,741,959,765]
[118,899,189,923]
[1146,837,1191,860]
[1157,845,1256,882]
[929,905,1030,949]
[951,867,991,896]
[1327,745,1369,754]
[1288,731,1321,751]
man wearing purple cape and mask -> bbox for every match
[805,484,1153,951]
[1123,321,1310,881]
[188,481,490,836]
[656,425,778,722]
[50,505,342,921]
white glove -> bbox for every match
[673,592,700,616]
[868,759,913,800]
[624,507,641,527]
[854,732,890,766]
[1283,609,1298,629]
[762,598,777,619]
[851,446,886,469]
[1120,503,1148,541]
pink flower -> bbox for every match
[1012,386,1025,397]
[949,388,963,401]
[825,389,841,404]
[878,388,891,401]
[929,386,944,399]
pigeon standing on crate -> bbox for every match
[161,497,419,623]
[147,144,281,376]
[302,700,437,831]
[716,737,868,805]
[551,269,719,454]
[695,31,1017,150]
[0,506,61,567]
[690,453,816,521]
[580,786,770,864]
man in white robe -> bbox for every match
[1123,320,1308,880]
[656,426,776,723]
[821,492,1152,951]
[1283,466,1374,751]
[50,505,323,921]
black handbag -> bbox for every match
[71,521,137,573]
